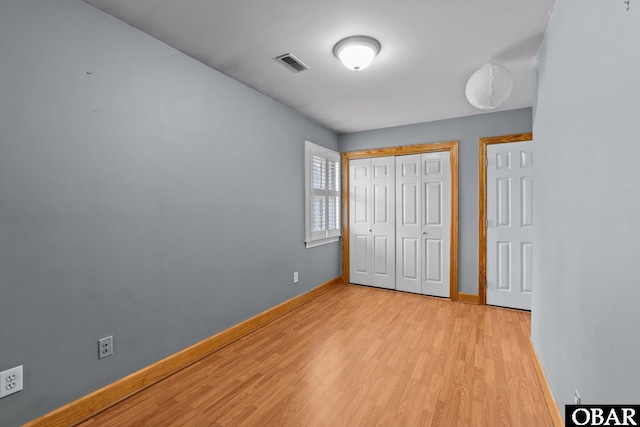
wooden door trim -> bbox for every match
[342,141,459,301]
[478,133,532,305]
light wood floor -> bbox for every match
[79,284,551,426]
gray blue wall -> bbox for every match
[532,0,640,415]
[339,109,533,294]
[0,1,339,425]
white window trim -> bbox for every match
[304,141,341,248]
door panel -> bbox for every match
[521,242,533,292]
[487,141,533,310]
[395,155,422,294]
[401,183,419,225]
[496,178,511,227]
[349,157,395,289]
[370,157,395,289]
[425,238,442,282]
[354,234,370,274]
[349,159,371,285]
[401,237,419,280]
[425,182,442,225]
[421,151,451,298]
[496,241,511,290]
[373,236,390,275]
[497,151,511,170]
[521,177,533,226]
[354,185,369,223]
[374,185,389,223]
[396,153,451,297]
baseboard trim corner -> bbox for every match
[528,338,564,427]
[458,292,480,304]
[25,276,343,427]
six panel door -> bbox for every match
[349,158,371,286]
[486,141,534,310]
[349,157,396,289]
[395,155,422,294]
[396,154,422,294]
[421,152,451,298]
[350,152,451,297]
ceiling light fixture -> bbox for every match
[333,36,381,71]
[465,63,513,110]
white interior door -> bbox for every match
[370,157,396,288]
[395,152,451,297]
[421,152,451,298]
[396,155,422,293]
[350,159,372,286]
[486,141,534,310]
[349,157,395,289]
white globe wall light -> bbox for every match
[333,36,381,71]
[465,63,513,109]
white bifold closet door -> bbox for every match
[395,153,451,297]
[349,157,396,289]
[349,152,451,297]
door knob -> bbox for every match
[422,231,427,235]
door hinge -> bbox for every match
[486,219,488,228]
[485,158,488,167]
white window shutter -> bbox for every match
[305,141,341,247]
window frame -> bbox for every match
[304,141,341,248]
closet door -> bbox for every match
[349,159,372,286]
[396,152,451,297]
[349,157,395,289]
[370,157,395,289]
[421,152,451,298]
[395,155,422,293]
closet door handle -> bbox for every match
[422,231,427,235]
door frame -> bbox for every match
[478,133,533,305]
[342,141,459,301]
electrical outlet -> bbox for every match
[0,365,23,398]
[574,389,581,405]
[294,272,299,283]
[98,336,113,359]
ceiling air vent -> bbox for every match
[275,53,310,73]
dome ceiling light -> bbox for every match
[333,36,381,71]
[465,63,513,110]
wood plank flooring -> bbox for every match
[78,284,551,426]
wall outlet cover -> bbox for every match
[99,336,113,359]
[0,365,23,398]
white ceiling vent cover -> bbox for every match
[276,53,310,73]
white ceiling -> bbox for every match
[83,0,556,133]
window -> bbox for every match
[305,141,341,248]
